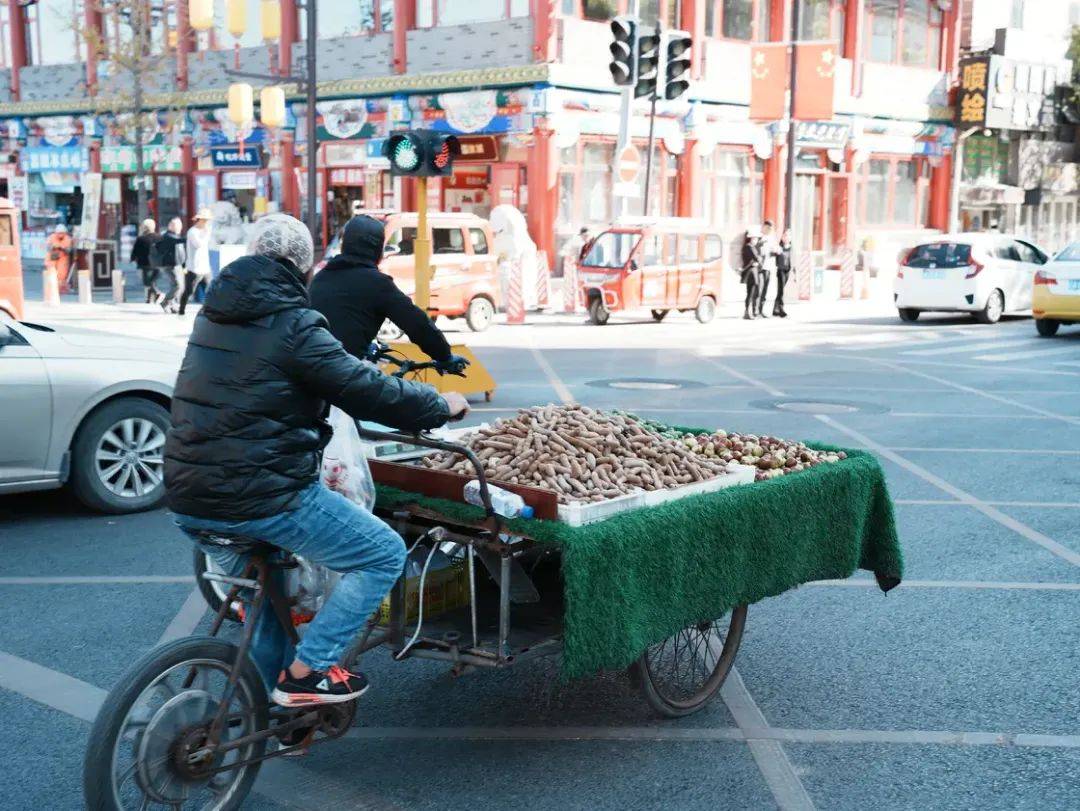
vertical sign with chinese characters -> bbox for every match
[79,173,102,244]
[957,56,990,129]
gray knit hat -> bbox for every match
[246,214,314,273]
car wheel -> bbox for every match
[1036,318,1060,337]
[976,289,1004,324]
[377,320,404,342]
[465,297,495,332]
[70,397,170,514]
[695,296,717,324]
[651,309,669,322]
[587,297,610,326]
[898,308,921,322]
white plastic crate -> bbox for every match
[642,464,756,507]
[556,490,649,527]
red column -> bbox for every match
[84,1,102,94]
[527,127,556,262]
[181,137,195,220]
[770,0,788,42]
[176,0,190,90]
[764,143,784,227]
[279,134,298,217]
[683,0,705,79]
[677,140,697,217]
[7,0,27,100]
[393,0,415,74]
[279,0,298,76]
[928,153,951,231]
[88,141,101,172]
[845,0,862,95]
[943,0,962,76]
[531,0,557,63]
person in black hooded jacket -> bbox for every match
[165,214,470,708]
[309,214,455,363]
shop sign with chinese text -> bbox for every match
[20,146,88,173]
[957,55,1057,131]
[100,145,183,173]
[210,146,262,168]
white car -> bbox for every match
[893,233,1050,323]
[0,311,182,513]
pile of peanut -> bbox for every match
[420,405,734,504]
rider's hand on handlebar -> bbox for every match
[441,392,470,422]
[438,354,471,376]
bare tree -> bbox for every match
[82,0,178,224]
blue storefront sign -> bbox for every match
[210,146,261,168]
[20,146,88,173]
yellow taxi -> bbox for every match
[1033,242,1080,336]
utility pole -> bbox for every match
[642,23,661,217]
[783,0,802,235]
[613,0,639,219]
[304,0,319,252]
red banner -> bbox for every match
[792,42,838,122]
[749,44,788,121]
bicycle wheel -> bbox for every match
[84,636,269,811]
[630,605,747,718]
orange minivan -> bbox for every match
[577,217,723,325]
[0,201,24,320]
[354,209,501,332]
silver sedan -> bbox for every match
[0,310,181,513]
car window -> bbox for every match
[582,232,638,269]
[1055,242,1080,261]
[678,235,700,262]
[1015,240,1046,264]
[995,240,1022,262]
[468,228,489,255]
[704,235,723,262]
[386,228,416,256]
[433,227,465,254]
[663,234,678,264]
[641,235,662,266]
[904,242,971,268]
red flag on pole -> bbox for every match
[749,43,788,121]
[792,41,839,121]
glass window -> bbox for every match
[433,227,465,253]
[722,0,753,40]
[903,242,972,268]
[583,142,614,225]
[437,0,505,24]
[469,228,489,254]
[641,235,662,265]
[31,0,86,64]
[902,0,929,66]
[996,240,1022,262]
[317,0,377,37]
[704,235,723,261]
[1011,0,1025,27]
[865,0,899,63]
[800,0,832,39]
[639,0,660,26]
[865,159,890,225]
[387,227,417,255]
[928,5,942,67]
[583,0,617,21]
[679,235,700,262]
[583,231,638,268]
[663,234,678,263]
[1055,242,1080,261]
[893,160,918,224]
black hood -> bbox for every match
[339,215,385,265]
[202,255,310,324]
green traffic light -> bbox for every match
[391,138,420,171]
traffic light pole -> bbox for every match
[305,0,319,253]
[783,0,801,236]
[415,176,431,311]
[613,0,639,219]
[642,80,659,216]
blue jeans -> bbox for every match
[176,482,406,689]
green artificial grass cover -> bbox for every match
[376,438,902,679]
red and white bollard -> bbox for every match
[796,254,812,302]
[839,248,855,300]
[563,257,579,314]
[505,258,525,324]
[41,268,60,306]
[112,270,126,304]
[534,251,550,310]
[77,269,92,304]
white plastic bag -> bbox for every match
[321,406,376,511]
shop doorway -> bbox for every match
[444,167,491,217]
[792,173,819,261]
[490,163,521,210]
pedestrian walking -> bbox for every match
[757,220,780,318]
[740,227,763,320]
[772,227,792,318]
[131,219,162,304]
[156,217,187,312]
[45,224,74,293]
[178,208,213,316]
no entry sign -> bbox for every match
[617,145,641,183]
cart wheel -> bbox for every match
[630,605,747,718]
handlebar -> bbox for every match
[367,342,470,379]
[355,425,495,517]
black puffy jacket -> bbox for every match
[309,215,452,362]
[164,254,449,521]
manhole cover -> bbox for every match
[750,398,889,416]
[776,401,858,414]
[587,378,707,391]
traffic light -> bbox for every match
[608,16,637,86]
[663,30,692,100]
[634,26,660,99]
[383,130,460,177]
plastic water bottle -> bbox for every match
[463,480,534,519]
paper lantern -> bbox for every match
[260,85,286,129]
[226,0,248,38]
[228,82,254,126]
[189,0,214,32]
[261,0,282,40]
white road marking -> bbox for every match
[528,344,575,405]
[0,651,105,722]
[973,345,1080,362]
[720,664,816,811]
[0,575,195,585]
[156,587,206,645]
[895,499,1080,508]
[901,338,1036,356]
[887,447,1080,455]
[817,415,1080,568]
[701,358,787,397]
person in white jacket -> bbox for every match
[179,208,213,315]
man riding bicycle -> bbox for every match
[164,214,469,708]
[309,213,468,372]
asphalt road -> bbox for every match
[2,303,1079,810]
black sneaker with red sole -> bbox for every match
[271,665,369,707]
